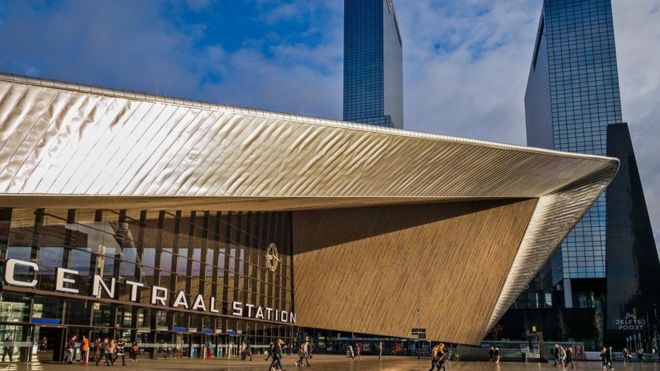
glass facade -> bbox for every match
[0,208,295,362]
[525,0,622,282]
[605,123,660,350]
[343,0,403,129]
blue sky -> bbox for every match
[1,0,659,254]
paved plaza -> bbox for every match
[1,356,658,371]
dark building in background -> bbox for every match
[501,0,660,350]
[606,123,660,349]
[343,0,403,128]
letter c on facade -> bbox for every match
[4,259,39,287]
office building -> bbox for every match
[343,0,403,128]
[514,0,659,349]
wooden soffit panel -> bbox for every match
[292,199,538,345]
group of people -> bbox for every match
[92,337,140,366]
[552,344,576,368]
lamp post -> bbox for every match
[416,308,421,360]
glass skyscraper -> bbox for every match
[525,0,622,290]
[521,0,659,349]
[343,0,403,129]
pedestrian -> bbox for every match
[93,338,102,363]
[354,343,361,360]
[116,338,126,366]
[600,346,607,369]
[240,340,247,360]
[245,340,252,361]
[81,336,90,364]
[636,347,644,362]
[623,347,632,365]
[64,335,77,364]
[429,344,439,371]
[378,341,384,360]
[348,344,354,359]
[437,344,447,371]
[96,338,110,366]
[109,339,118,365]
[559,345,566,367]
[605,346,614,370]
[565,346,575,369]
[40,337,48,353]
[296,340,310,367]
[2,335,13,363]
[494,347,501,365]
[130,341,139,362]
[553,344,561,367]
[488,346,494,362]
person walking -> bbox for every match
[40,337,48,353]
[2,335,14,363]
[605,346,614,370]
[354,343,361,360]
[429,344,439,371]
[488,346,494,362]
[636,347,644,362]
[64,335,77,364]
[296,340,310,367]
[81,336,90,364]
[558,345,566,367]
[130,342,139,362]
[494,347,501,365]
[268,339,285,371]
[622,347,632,365]
[553,344,561,367]
[245,340,253,361]
[378,341,384,360]
[93,338,102,363]
[96,338,110,366]
[437,344,447,371]
[108,339,117,365]
[565,346,575,369]
[116,338,126,366]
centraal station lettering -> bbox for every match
[4,258,296,324]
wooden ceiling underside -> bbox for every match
[292,198,538,345]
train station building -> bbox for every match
[0,74,618,361]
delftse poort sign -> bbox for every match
[615,313,645,331]
[3,258,296,325]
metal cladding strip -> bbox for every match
[0,74,617,205]
[485,161,619,334]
